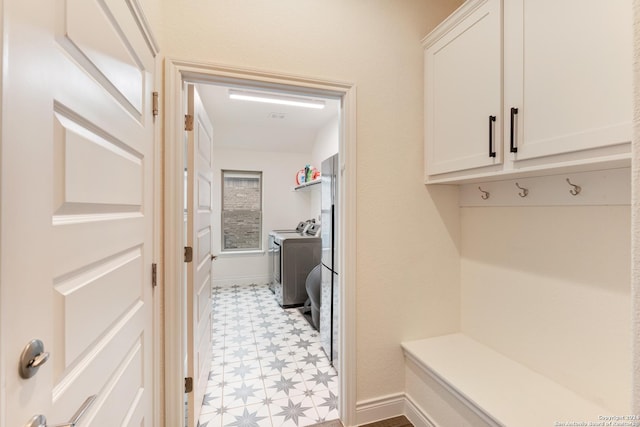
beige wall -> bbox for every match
[136,0,640,414]
[211,148,314,286]
[139,0,640,415]
[141,0,461,401]
[632,0,640,413]
[156,0,463,402]
[461,206,631,412]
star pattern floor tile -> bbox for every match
[198,283,339,427]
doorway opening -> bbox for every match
[164,61,356,427]
[195,81,340,426]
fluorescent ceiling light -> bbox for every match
[229,89,326,109]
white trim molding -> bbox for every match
[404,395,437,427]
[163,58,357,427]
[127,0,160,56]
[355,393,437,427]
[355,393,406,426]
[212,275,269,288]
[421,0,488,48]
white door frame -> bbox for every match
[163,58,357,427]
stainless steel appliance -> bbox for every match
[320,153,339,370]
[269,226,321,307]
[268,220,316,294]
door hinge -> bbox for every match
[152,91,159,117]
[184,114,194,131]
[184,246,193,263]
[151,263,157,287]
[185,377,193,393]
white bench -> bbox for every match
[402,333,612,427]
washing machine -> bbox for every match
[270,224,321,307]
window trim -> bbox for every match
[220,169,263,252]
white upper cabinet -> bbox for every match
[425,0,502,175]
[424,0,632,183]
[504,0,632,162]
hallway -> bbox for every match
[198,284,339,426]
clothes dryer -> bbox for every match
[271,228,321,307]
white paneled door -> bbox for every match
[185,85,214,427]
[1,0,157,426]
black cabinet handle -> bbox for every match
[488,115,496,158]
[510,107,518,153]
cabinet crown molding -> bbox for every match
[422,0,490,48]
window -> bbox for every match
[221,170,262,251]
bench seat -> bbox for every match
[402,334,612,427]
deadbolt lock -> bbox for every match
[19,339,50,379]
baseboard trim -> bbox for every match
[404,394,436,427]
[355,393,436,427]
[355,393,405,425]
[212,275,269,287]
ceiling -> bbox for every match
[196,84,340,153]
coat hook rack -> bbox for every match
[478,186,490,200]
[566,178,581,196]
[515,182,528,198]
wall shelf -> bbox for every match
[294,179,321,191]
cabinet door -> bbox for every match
[425,0,502,176]
[504,0,632,161]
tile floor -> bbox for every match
[198,283,339,427]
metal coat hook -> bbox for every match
[515,182,528,198]
[566,178,581,196]
[478,186,490,200]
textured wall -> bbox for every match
[633,0,640,414]
[159,0,463,403]
[461,206,631,412]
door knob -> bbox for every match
[25,395,96,427]
[19,339,50,379]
